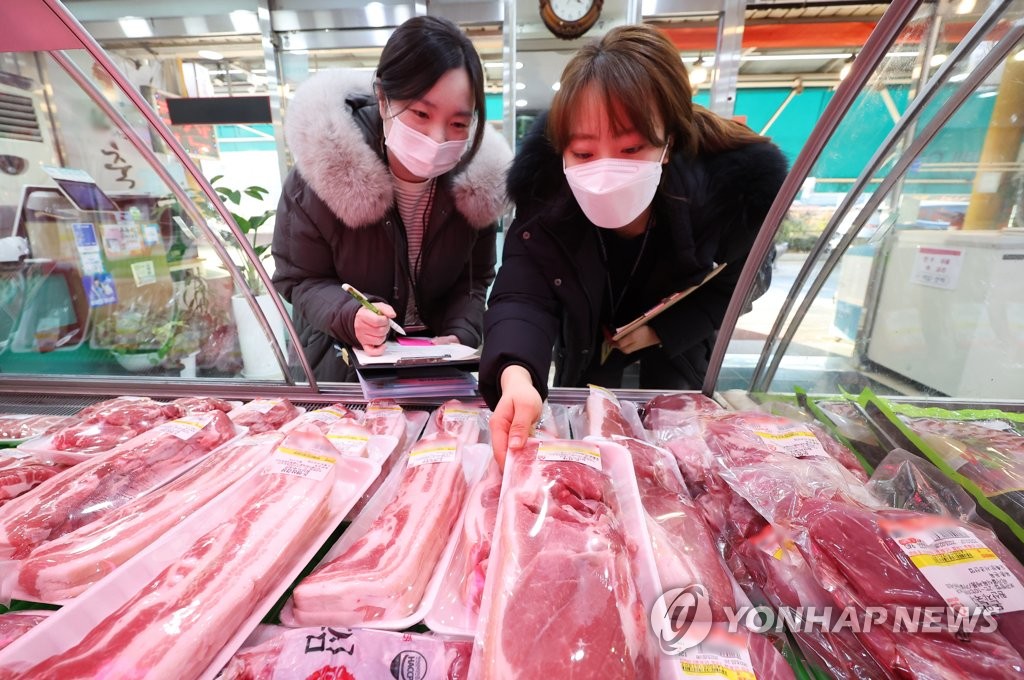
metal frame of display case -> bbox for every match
[747,0,1021,394]
[0,0,316,393]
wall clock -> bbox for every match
[539,0,604,40]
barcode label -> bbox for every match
[932,528,971,540]
[538,441,602,471]
[271,445,335,480]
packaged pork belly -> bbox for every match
[0,612,52,653]
[13,395,238,466]
[0,410,240,560]
[227,397,303,433]
[0,457,68,509]
[470,438,667,680]
[284,436,490,629]
[420,399,491,446]
[0,427,379,680]
[219,626,472,680]
[0,415,71,446]
[7,431,287,603]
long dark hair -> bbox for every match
[548,24,768,157]
[375,16,487,172]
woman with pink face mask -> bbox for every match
[481,25,788,463]
[273,16,512,381]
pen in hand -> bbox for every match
[341,283,407,336]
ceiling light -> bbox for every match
[955,0,976,13]
[515,99,528,108]
[552,82,561,91]
[839,55,855,81]
[949,72,969,82]
[117,16,152,38]
[930,53,947,67]
[689,55,708,86]
[229,10,259,33]
[516,62,523,70]
[1014,51,1024,62]
[516,82,526,90]
[742,52,852,62]
[365,2,386,26]
[198,50,223,61]
[978,91,998,98]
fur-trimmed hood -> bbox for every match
[284,69,512,229]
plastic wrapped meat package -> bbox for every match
[6,432,286,603]
[420,399,491,447]
[14,395,237,465]
[868,448,983,524]
[0,411,239,560]
[284,435,490,629]
[425,457,503,636]
[717,444,1024,677]
[0,427,380,680]
[605,436,793,679]
[0,457,68,508]
[0,415,71,444]
[813,399,891,467]
[219,626,472,680]
[227,398,303,434]
[570,385,647,439]
[641,392,724,431]
[535,402,571,439]
[0,612,52,653]
[279,403,358,434]
[470,438,666,680]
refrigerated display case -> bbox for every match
[1,0,1023,678]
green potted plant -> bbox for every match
[209,175,287,379]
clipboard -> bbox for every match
[346,341,481,372]
[600,263,727,365]
[611,263,727,342]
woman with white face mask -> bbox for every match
[273,16,512,381]
[481,25,788,464]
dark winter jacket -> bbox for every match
[272,70,513,382]
[479,113,788,408]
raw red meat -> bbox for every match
[585,387,644,438]
[46,397,180,455]
[429,399,485,446]
[477,441,655,679]
[0,428,337,680]
[0,612,51,652]
[290,436,469,625]
[18,432,284,600]
[701,411,867,481]
[0,415,70,440]
[459,460,502,611]
[228,398,301,433]
[362,400,407,442]
[624,437,738,619]
[0,457,68,506]
[167,396,236,415]
[642,392,722,430]
[0,411,235,558]
[288,404,356,434]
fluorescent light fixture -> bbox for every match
[1015,50,1024,62]
[365,2,386,26]
[552,82,561,91]
[515,82,526,90]
[198,50,223,61]
[484,61,503,68]
[516,61,523,70]
[956,0,976,13]
[839,55,855,81]
[978,91,998,98]
[229,10,259,33]
[930,53,947,67]
[394,5,411,24]
[515,99,528,108]
[117,16,152,38]
[742,52,852,62]
[949,72,969,82]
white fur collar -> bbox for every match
[284,69,511,229]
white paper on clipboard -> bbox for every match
[352,341,479,367]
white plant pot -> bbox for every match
[231,293,287,380]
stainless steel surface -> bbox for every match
[747,0,1014,392]
[701,0,922,396]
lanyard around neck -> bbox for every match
[595,212,655,321]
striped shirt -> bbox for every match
[393,176,435,326]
